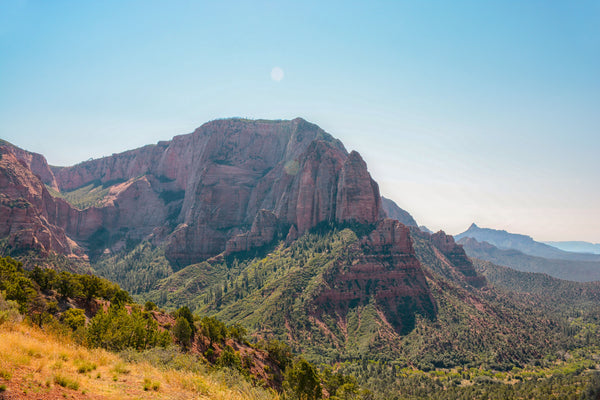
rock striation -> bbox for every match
[1,118,384,265]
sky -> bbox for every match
[1,1,599,242]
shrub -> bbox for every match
[86,307,169,351]
[76,360,97,374]
[173,306,196,336]
[173,317,192,349]
[216,347,242,371]
[200,316,227,346]
[143,378,160,391]
[62,308,86,331]
[53,374,79,390]
[0,291,21,324]
[285,358,322,400]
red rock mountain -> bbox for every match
[315,219,436,333]
[0,119,386,264]
[0,148,79,257]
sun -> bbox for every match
[270,67,284,82]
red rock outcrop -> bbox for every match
[0,147,80,256]
[336,151,385,224]
[430,230,487,288]
[225,210,281,254]
[314,219,436,333]
[1,142,59,190]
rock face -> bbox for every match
[0,147,79,256]
[429,231,486,288]
[314,219,436,333]
[0,142,59,191]
[1,118,384,265]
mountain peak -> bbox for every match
[1,118,383,265]
[456,224,600,263]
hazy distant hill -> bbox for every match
[472,257,600,308]
[458,237,600,282]
[455,223,600,262]
[381,196,418,227]
[545,241,600,255]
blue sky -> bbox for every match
[1,1,599,242]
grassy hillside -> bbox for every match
[0,321,277,400]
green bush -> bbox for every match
[216,347,242,371]
[173,317,192,349]
[62,308,86,330]
[200,316,226,346]
[53,374,79,390]
[0,291,21,324]
[285,358,322,400]
[86,306,170,351]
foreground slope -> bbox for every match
[0,322,277,400]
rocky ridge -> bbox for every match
[1,118,386,265]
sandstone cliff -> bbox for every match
[0,146,79,256]
[1,118,384,265]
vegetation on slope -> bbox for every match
[0,320,276,400]
[135,226,589,371]
[473,257,600,307]
[93,241,174,294]
[0,255,363,400]
[45,180,116,210]
[30,219,600,399]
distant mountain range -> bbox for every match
[458,237,600,282]
[545,241,600,255]
[455,223,600,262]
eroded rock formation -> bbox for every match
[1,118,384,264]
[314,219,436,333]
[430,230,487,288]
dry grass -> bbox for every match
[0,321,279,400]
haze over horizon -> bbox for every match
[1,1,598,242]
